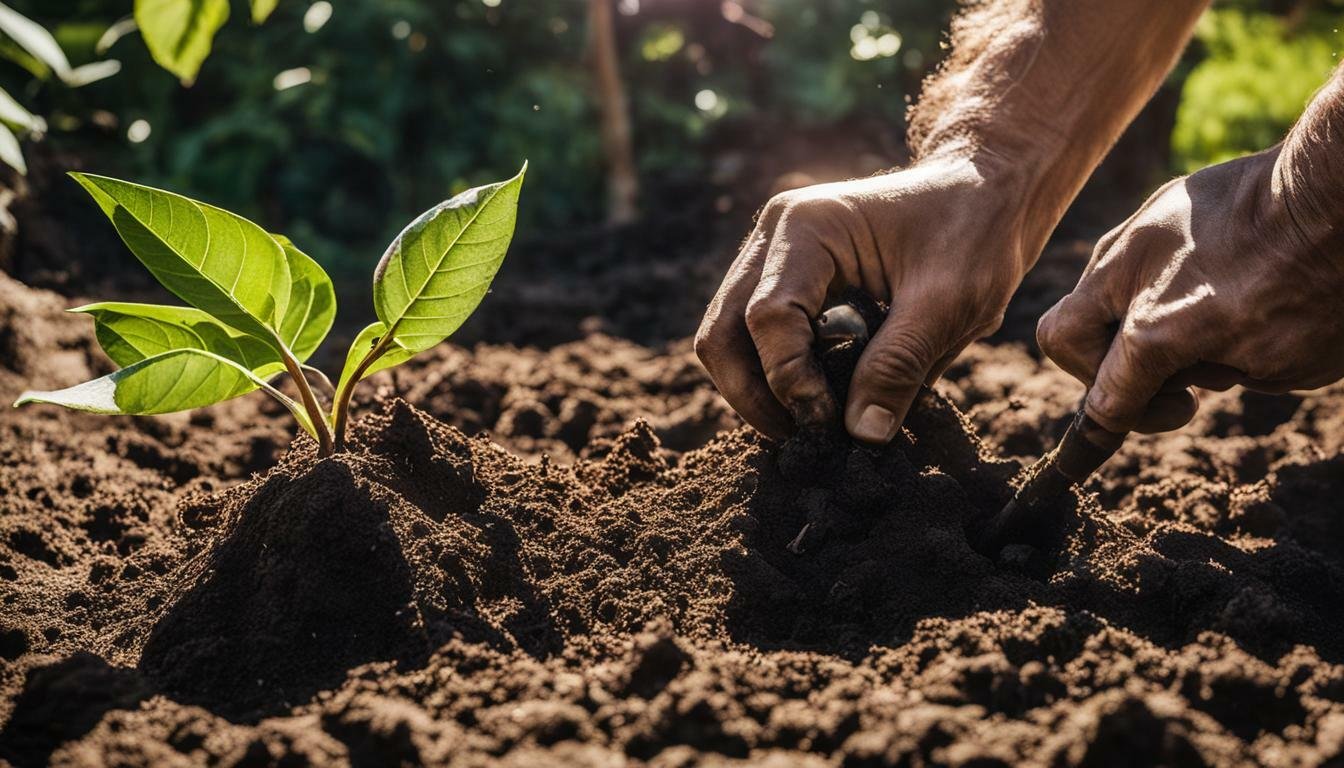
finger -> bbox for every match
[1086,325,1192,433]
[744,215,839,429]
[1037,291,1119,386]
[1169,362,1245,392]
[845,298,950,444]
[696,219,794,438]
[1131,388,1199,433]
[1128,363,1249,432]
[696,315,794,438]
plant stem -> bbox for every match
[255,379,319,441]
[281,349,334,456]
[299,363,335,397]
[332,332,394,452]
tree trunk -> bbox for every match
[588,0,639,225]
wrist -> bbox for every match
[908,2,1210,274]
[1272,68,1344,260]
[977,139,1073,269]
[902,149,1053,282]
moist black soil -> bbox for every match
[6,259,1344,766]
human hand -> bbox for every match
[695,157,1034,444]
[1037,147,1344,434]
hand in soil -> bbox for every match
[695,157,1026,444]
[1039,70,1344,435]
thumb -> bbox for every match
[1086,325,1191,433]
[844,302,947,444]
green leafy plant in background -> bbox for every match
[1172,8,1344,172]
[135,0,279,84]
[15,163,525,457]
[0,2,119,173]
[9,0,957,276]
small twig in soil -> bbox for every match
[787,523,811,554]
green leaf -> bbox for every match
[14,348,314,438]
[273,235,335,362]
[0,2,73,80]
[134,0,229,85]
[96,17,139,56]
[0,87,43,133]
[72,302,285,380]
[373,163,525,355]
[70,173,293,355]
[0,122,24,175]
[63,60,122,87]
[251,0,279,24]
[333,321,416,400]
[0,3,119,87]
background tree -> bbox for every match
[588,0,639,225]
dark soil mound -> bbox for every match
[10,386,1344,765]
[136,402,552,719]
[139,457,431,716]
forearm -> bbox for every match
[909,0,1210,267]
[1274,64,1344,260]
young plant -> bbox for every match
[15,164,526,457]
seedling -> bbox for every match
[15,165,526,457]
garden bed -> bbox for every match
[3,265,1344,766]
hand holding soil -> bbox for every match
[695,159,1025,444]
[700,0,1213,444]
[1040,68,1344,434]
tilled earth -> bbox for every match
[4,251,1344,767]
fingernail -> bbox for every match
[851,404,897,444]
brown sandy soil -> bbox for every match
[358,335,739,465]
[5,260,1344,767]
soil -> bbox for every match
[5,237,1344,768]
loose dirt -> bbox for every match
[4,259,1344,767]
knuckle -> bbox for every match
[1118,324,1172,367]
[692,328,714,364]
[760,190,801,223]
[782,194,858,234]
[1035,303,1073,356]
[794,193,851,218]
[743,294,791,338]
[1092,224,1124,258]
[1086,387,1129,428]
[693,320,726,368]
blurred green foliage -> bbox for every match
[0,2,119,173]
[1,0,1337,281]
[1,0,955,277]
[1172,5,1343,172]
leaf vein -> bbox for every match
[396,183,506,320]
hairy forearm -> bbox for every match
[1274,64,1344,260]
[908,0,1210,267]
